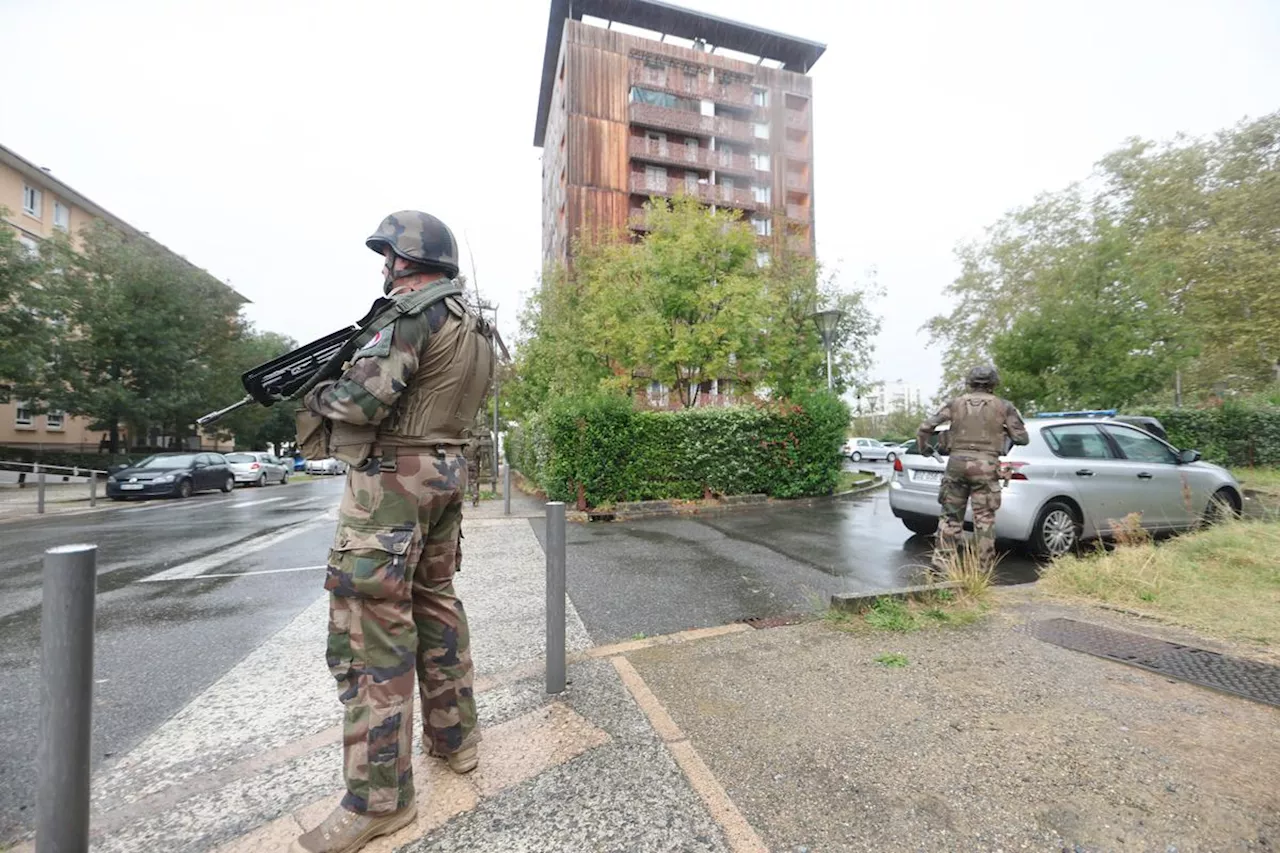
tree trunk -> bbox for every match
[108,422,120,455]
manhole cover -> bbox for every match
[739,613,806,630]
[1032,618,1280,708]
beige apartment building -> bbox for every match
[0,142,243,452]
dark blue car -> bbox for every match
[106,452,235,500]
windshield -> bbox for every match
[225,453,257,463]
[137,454,197,468]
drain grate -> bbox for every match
[1032,618,1280,708]
[739,613,807,630]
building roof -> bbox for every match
[533,0,826,146]
[0,142,249,304]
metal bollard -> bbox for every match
[38,471,47,514]
[37,544,97,853]
[545,502,566,694]
[503,464,511,516]
[89,474,97,508]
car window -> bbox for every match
[1043,425,1116,459]
[1102,425,1179,464]
[140,454,197,468]
[226,453,256,463]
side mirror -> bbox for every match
[1179,449,1201,464]
[194,461,207,469]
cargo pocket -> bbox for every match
[327,523,418,599]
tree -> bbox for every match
[31,223,246,452]
[0,212,56,402]
[208,330,299,450]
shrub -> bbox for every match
[1146,402,1280,467]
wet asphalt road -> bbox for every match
[536,462,1041,644]
[0,476,346,843]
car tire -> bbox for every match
[851,451,862,462]
[280,470,289,485]
[176,479,194,499]
[1030,500,1081,559]
[221,476,235,493]
[886,452,897,463]
[1202,488,1240,526]
[902,515,938,536]
[257,473,267,488]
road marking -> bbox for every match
[194,564,328,579]
[230,496,288,509]
[140,517,331,582]
[121,496,239,514]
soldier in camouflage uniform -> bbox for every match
[293,211,496,853]
[917,366,1029,571]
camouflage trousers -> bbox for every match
[324,451,478,816]
[935,452,1002,568]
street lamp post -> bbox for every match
[811,308,844,391]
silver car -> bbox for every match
[842,437,899,463]
[887,417,1243,557]
[225,451,290,487]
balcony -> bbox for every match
[787,234,813,254]
[785,172,810,192]
[708,184,760,210]
[785,110,811,130]
[628,137,755,177]
[630,61,754,109]
[784,141,810,161]
[629,103,754,144]
[786,203,810,222]
[630,173,714,204]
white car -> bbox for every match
[887,416,1242,556]
[842,437,899,463]
[225,451,290,486]
[305,458,348,475]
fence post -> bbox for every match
[503,464,511,516]
[89,474,97,508]
[37,544,98,853]
[37,471,47,515]
[545,502,566,694]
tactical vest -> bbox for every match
[374,290,495,450]
[946,392,1008,455]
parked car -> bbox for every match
[842,437,900,463]
[305,457,348,475]
[887,417,1242,557]
[225,451,290,487]
[106,452,235,500]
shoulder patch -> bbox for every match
[352,327,392,361]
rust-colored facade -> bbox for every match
[534,1,824,266]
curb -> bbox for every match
[830,580,962,612]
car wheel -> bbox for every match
[221,476,235,493]
[176,479,194,499]
[1202,488,1240,526]
[280,470,289,485]
[851,451,862,462]
[903,515,938,536]
[886,452,897,463]
[1030,500,1081,559]
[257,473,267,488]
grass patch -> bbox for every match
[874,652,909,668]
[1041,520,1280,645]
[825,590,987,634]
[1231,466,1280,496]
[835,471,876,493]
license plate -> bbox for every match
[912,470,943,484]
[120,484,144,490]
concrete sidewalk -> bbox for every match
[13,494,758,852]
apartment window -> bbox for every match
[685,172,699,194]
[645,165,667,191]
[23,185,42,217]
[18,236,39,259]
[46,410,65,430]
[756,250,771,268]
[752,88,769,108]
[751,152,771,171]
[720,177,735,191]
[752,217,772,237]
[685,138,699,161]
[15,403,33,428]
[754,122,770,140]
[752,185,772,204]
[644,60,667,85]
[683,68,698,92]
[53,200,70,231]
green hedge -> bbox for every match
[1147,403,1280,467]
[511,392,850,508]
[0,448,142,472]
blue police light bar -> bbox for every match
[1036,409,1118,418]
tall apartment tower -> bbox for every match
[534,0,825,267]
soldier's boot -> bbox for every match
[291,803,417,853]
[429,743,479,774]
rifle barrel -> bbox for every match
[195,395,255,428]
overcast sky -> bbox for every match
[4,0,1278,400]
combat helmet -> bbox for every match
[366,210,460,280]
[966,365,999,391]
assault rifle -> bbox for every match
[195,326,359,428]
